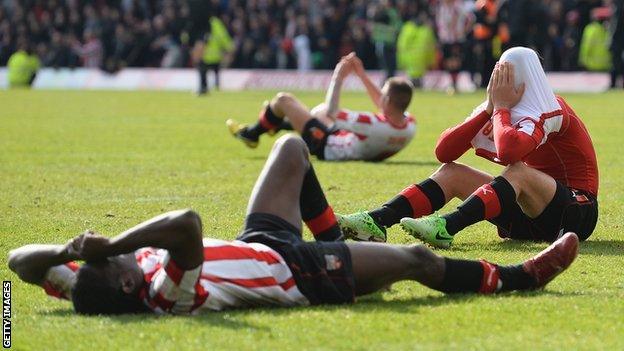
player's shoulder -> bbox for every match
[373,113,415,131]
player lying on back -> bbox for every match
[8,134,578,315]
[227,53,416,161]
[339,47,599,246]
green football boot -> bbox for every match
[336,212,387,242]
[399,215,453,248]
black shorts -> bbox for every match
[237,213,355,305]
[300,118,335,160]
[491,182,598,242]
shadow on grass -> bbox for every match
[380,160,440,167]
[243,156,440,168]
[38,289,583,328]
[467,238,624,257]
[578,239,624,256]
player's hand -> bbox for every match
[350,54,365,77]
[64,233,86,261]
[334,58,352,80]
[491,62,525,110]
[485,62,499,115]
[70,231,112,262]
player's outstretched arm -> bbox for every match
[8,244,80,285]
[351,55,383,110]
[77,209,204,270]
[325,54,352,119]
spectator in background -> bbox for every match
[562,10,582,71]
[294,21,312,72]
[71,29,103,68]
[397,14,436,88]
[436,0,472,93]
[351,24,376,69]
[0,0,618,83]
[473,0,499,88]
[579,7,612,71]
[7,39,40,88]
[44,30,78,68]
[370,0,402,83]
[195,15,233,95]
[610,0,624,88]
[150,15,182,68]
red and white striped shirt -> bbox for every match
[327,109,416,161]
[436,0,472,44]
[42,238,309,314]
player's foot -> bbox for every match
[399,215,453,249]
[522,232,579,289]
[226,119,259,148]
[336,212,387,242]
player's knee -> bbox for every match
[273,134,309,166]
[501,162,529,185]
[274,92,294,105]
[310,103,328,118]
[405,244,437,267]
[434,162,467,180]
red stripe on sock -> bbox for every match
[259,109,279,130]
[399,184,433,218]
[305,206,337,236]
[478,260,500,294]
[65,261,80,272]
[474,184,502,219]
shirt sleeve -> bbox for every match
[145,254,206,314]
[435,109,491,163]
[333,110,374,135]
[42,262,80,300]
[492,109,540,164]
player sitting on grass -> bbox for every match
[339,47,599,246]
[8,134,579,315]
[226,53,416,161]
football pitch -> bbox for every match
[1,89,623,350]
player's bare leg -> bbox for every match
[246,134,342,241]
[227,92,332,148]
[429,162,495,202]
[348,232,579,296]
[499,162,558,218]
[401,162,562,248]
[348,243,444,295]
[246,135,308,229]
[268,93,334,132]
[339,162,493,241]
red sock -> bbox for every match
[478,260,501,294]
[369,179,446,228]
[304,206,341,241]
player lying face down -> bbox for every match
[8,135,579,315]
[339,47,599,247]
[226,52,417,162]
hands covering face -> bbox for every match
[489,61,526,111]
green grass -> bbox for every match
[1,89,623,350]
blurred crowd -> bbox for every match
[1,0,623,88]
